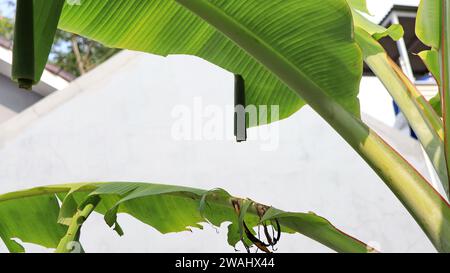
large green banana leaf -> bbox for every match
[54,0,362,125]
[0,183,374,253]
[416,0,441,50]
[0,194,67,252]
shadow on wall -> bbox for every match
[0,74,42,123]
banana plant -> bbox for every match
[3,0,450,252]
[0,182,374,253]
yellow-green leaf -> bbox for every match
[416,0,441,49]
[58,0,362,124]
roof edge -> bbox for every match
[379,4,418,26]
[0,36,75,82]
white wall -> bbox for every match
[0,74,42,123]
[0,51,436,253]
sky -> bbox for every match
[0,0,14,18]
[367,0,420,21]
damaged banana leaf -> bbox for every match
[0,182,375,253]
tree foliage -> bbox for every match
[1,0,118,77]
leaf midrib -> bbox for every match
[175,0,327,100]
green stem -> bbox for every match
[176,0,450,252]
[441,0,450,200]
[388,57,444,141]
[55,196,100,253]
[358,32,448,195]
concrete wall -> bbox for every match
[0,74,42,124]
[0,51,437,253]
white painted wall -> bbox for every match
[0,74,42,123]
[0,50,436,253]
[0,43,70,124]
